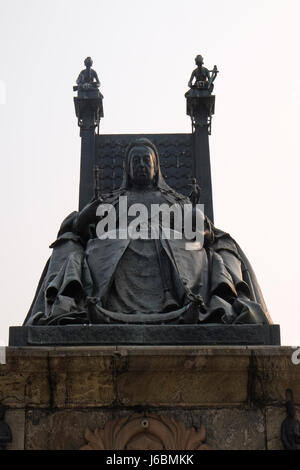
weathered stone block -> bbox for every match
[5,409,25,450]
[0,349,50,407]
[251,348,300,405]
[200,408,265,450]
[116,347,250,406]
[25,409,111,450]
[265,406,286,450]
[48,350,115,407]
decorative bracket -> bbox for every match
[73,97,104,132]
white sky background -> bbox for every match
[0,0,299,345]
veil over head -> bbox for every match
[120,137,180,194]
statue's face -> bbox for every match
[129,146,156,187]
[85,57,93,67]
[195,55,203,66]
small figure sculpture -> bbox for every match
[187,55,218,94]
[0,404,12,450]
[73,57,104,123]
[188,178,201,206]
[76,57,100,92]
[281,394,300,450]
[188,55,210,89]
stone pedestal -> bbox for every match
[1,346,299,450]
[9,324,281,347]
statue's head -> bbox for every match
[125,138,159,188]
[84,57,93,67]
[195,55,204,66]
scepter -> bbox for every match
[208,65,219,89]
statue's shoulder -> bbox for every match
[76,69,86,82]
[57,211,78,236]
[211,226,241,258]
[100,189,124,204]
[160,187,190,205]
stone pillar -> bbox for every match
[74,96,103,210]
[186,92,215,223]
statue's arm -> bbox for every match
[57,211,78,237]
[204,216,215,246]
[188,70,196,87]
[76,71,84,85]
[188,207,214,245]
[93,71,101,86]
[75,199,101,240]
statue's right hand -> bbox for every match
[75,199,100,239]
[57,211,79,237]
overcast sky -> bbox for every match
[0,0,299,345]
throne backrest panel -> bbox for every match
[95,133,193,196]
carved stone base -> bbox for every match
[1,345,298,449]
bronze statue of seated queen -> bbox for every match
[24,138,271,327]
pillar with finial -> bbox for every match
[73,57,104,210]
[185,54,218,223]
